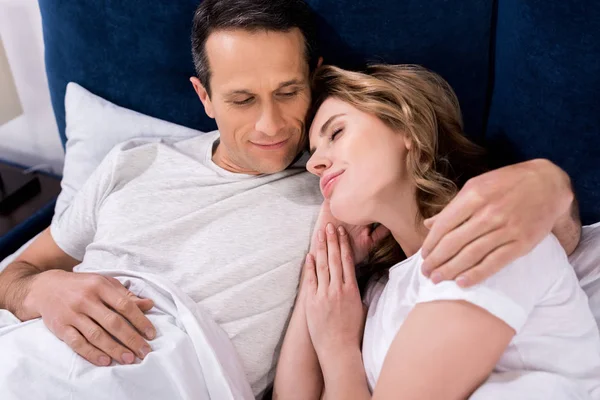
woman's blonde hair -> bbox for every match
[308,64,487,283]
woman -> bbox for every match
[273,65,600,399]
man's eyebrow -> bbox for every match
[309,113,346,155]
[224,79,304,97]
[277,79,304,89]
[224,89,254,97]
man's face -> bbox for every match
[191,28,311,175]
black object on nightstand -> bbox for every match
[0,162,62,260]
[0,167,41,213]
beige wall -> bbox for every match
[0,0,64,173]
[0,36,23,125]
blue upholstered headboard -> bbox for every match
[38,0,600,224]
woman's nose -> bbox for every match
[307,152,332,176]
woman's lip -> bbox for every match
[321,172,344,198]
[252,138,289,150]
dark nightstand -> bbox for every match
[0,161,62,261]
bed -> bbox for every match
[0,0,599,398]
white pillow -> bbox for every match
[1,84,204,270]
[568,221,600,327]
[55,82,203,217]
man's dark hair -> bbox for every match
[191,0,319,96]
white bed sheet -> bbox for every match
[0,270,254,400]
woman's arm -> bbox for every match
[274,200,388,399]
[273,259,324,400]
[304,226,371,400]
[273,299,368,400]
[318,346,370,400]
[372,300,515,400]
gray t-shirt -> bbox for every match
[51,131,321,396]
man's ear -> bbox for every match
[190,77,215,119]
[317,57,324,68]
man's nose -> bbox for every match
[255,102,286,137]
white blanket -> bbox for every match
[0,270,254,400]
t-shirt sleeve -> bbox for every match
[415,234,572,333]
[50,146,121,261]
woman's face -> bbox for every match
[307,97,412,225]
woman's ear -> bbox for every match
[403,134,412,150]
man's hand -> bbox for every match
[421,159,575,287]
[25,270,156,366]
[310,199,389,264]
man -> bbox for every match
[0,0,580,397]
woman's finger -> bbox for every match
[315,229,330,293]
[326,223,343,289]
[303,254,318,295]
[338,226,357,286]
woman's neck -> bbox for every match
[373,187,429,258]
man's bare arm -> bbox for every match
[0,228,79,319]
[420,159,581,286]
[0,228,156,366]
[552,191,581,256]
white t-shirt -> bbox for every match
[51,131,322,396]
[570,221,600,326]
[362,235,600,398]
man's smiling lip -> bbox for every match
[251,138,289,150]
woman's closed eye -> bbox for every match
[330,127,344,142]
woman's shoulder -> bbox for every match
[410,234,577,333]
[363,253,423,307]
[509,233,571,278]
[463,233,575,302]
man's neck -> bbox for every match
[212,142,261,175]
